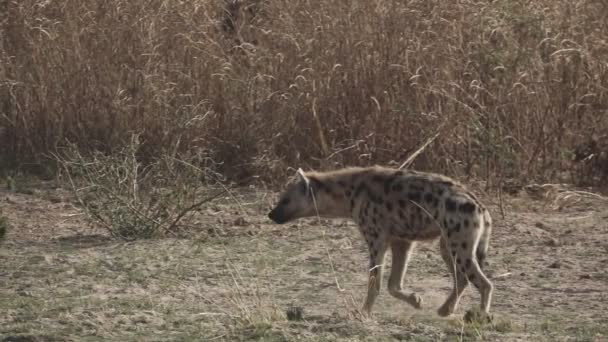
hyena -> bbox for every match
[268,166,493,318]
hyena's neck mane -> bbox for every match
[304,167,384,218]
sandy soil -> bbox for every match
[0,180,607,341]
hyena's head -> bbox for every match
[268,168,316,224]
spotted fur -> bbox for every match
[268,166,494,318]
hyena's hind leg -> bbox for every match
[476,210,493,271]
[437,237,469,317]
[387,240,422,309]
[466,214,494,315]
[438,220,494,317]
[361,232,388,316]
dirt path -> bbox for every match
[1,182,607,341]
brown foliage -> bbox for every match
[1,0,607,185]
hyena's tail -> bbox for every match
[476,209,492,271]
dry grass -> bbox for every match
[2,182,608,341]
[0,0,607,184]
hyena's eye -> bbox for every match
[279,198,291,206]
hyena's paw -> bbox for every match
[407,293,423,309]
[354,306,375,322]
[437,303,454,317]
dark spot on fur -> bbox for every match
[383,177,396,194]
[463,219,469,227]
[461,242,467,249]
[443,219,448,228]
[337,180,347,188]
[386,202,393,212]
[299,181,308,195]
[399,210,405,219]
[451,251,457,257]
[350,198,355,209]
[345,190,352,197]
[424,192,434,203]
[445,198,457,211]
[436,188,445,196]
[439,181,454,187]
[459,202,476,214]
[373,207,378,215]
[456,258,462,264]
[392,183,403,192]
[409,184,425,193]
[410,213,417,223]
[370,231,379,239]
[452,223,461,232]
[465,258,471,268]
[310,177,329,193]
[468,273,476,280]
[447,231,452,238]
[398,199,406,208]
[450,242,457,249]
[354,183,367,198]
[407,192,421,202]
[372,217,377,225]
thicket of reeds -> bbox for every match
[1,0,607,185]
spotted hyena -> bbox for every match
[268,166,493,318]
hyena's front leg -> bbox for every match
[361,233,388,316]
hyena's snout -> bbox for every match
[268,207,288,224]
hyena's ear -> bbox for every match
[296,168,311,194]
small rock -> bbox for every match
[546,237,560,247]
[579,274,592,280]
[233,217,247,226]
[535,222,546,229]
[48,196,63,203]
[548,261,561,269]
[286,306,304,321]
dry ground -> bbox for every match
[1,179,607,341]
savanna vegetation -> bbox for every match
[1,0,606,185]
[1,1,607,341]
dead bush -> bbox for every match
[55,135,226,240]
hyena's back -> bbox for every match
[349,168,489,242]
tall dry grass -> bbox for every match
[1,0,607,185]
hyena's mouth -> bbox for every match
[268,209,288,224]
